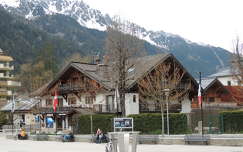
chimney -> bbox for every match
[96,64,109,79]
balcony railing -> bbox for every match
[58,83,85,94]
[139,104,161,112]
[0,64,14,70]
[37,104,120,114]
[139,103,181,113]
[0,80,21,87]
[0,73,15,79]
[93,104,118,113]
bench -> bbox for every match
[184,135,210,145]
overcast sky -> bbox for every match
[83,0,243,51]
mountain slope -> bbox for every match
[0,0,232,76]
[0,6,88,67]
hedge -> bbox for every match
[219,110,243,133]
[76,113,188,134]
[129,113,188,134]
[0,112,7,126]
[77,114,115,134]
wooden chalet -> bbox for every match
[191,78,240,109]
[33,53,198,132]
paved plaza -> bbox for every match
[0,137,243,152]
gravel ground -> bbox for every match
[0,137,243,152]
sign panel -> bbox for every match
[114,118,133,130]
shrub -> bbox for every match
[0,112,7,126]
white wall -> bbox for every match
[125,93,139,116]
[24,113,35,125]
[41,98,46,107]
[94,94,106,104]
[181,98,191,113]
[13,113,35,125]
[218,76,239,86]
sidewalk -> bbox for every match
[0,136,243,152]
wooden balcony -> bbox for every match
[36,107,76,114]
[93,104,119,114]
[58,84,85,94]
[0,64,14,70]
[0,90,11,96]
[139,104,161,112]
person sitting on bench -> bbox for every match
[18,128,28,140]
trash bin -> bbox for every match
[108,132,139,152]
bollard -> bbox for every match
[108,132,139,152]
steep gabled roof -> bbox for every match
[199,77,221,91]
[38,53,197,95]
[1,97,39,112]
[71,62,113,89]
[127,53,198,89]
[46,62,113,92]
[224,86,243,104]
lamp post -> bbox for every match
[11,92,15,135]
[163,88,170,135]
[160,99,164,136]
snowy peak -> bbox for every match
[0,0,112,31]
[0,0,173,49]
[0,0,20,7]
[0,0,229,67]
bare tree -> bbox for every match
[138,58,192,135]
[231,37,243,85]
[105,16,145,116]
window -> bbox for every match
[68,97,76,105]
[133,95,136,103]
[85,96,95,104]
[227,81,231,86]
[46,99,52,107]
[58,98,63,107]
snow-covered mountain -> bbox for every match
[0,0,232,76]
[0,0,175,50]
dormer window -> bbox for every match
[133,95,136,103]
[227,81,231,86]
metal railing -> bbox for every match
[37,107,76,114]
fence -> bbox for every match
[189,109,221,134]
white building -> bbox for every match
[208,67,240,86]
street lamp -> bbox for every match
[11,92,16,135]
[163,88,170,135]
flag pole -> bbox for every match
[199,72,204,136]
